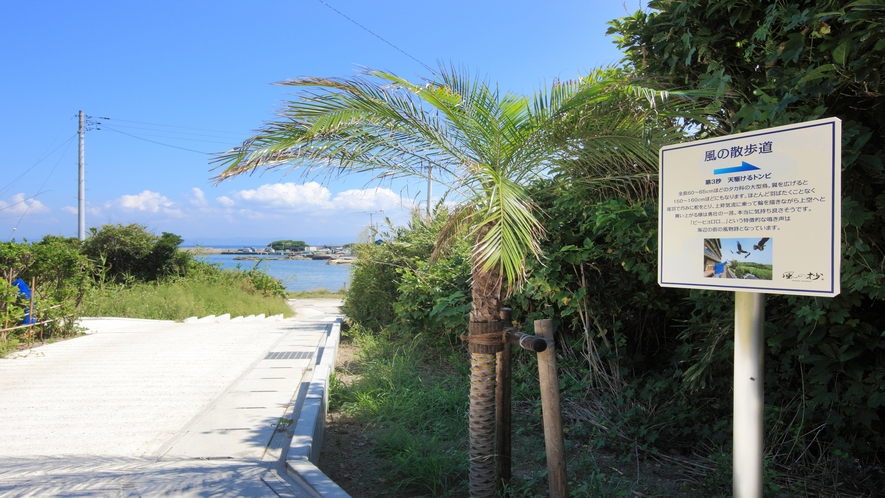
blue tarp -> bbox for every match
[12,278,35,325]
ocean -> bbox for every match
[195,254,352,292]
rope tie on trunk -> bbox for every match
[461,320,504,353]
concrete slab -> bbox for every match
[0,456,315,497]
[0,299,344,497]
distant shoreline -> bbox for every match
[180,247,226,254]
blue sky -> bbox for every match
[2,0,637,246]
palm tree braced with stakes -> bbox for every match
[213,65,705,497]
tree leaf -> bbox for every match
[832,40,851,66]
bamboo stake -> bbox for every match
[504,328,549,352]
[534,319,568,498]
[0,318,59,334]
[29,277,36,346]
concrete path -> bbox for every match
[0,299,348,497]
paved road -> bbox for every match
[0,299,343,497]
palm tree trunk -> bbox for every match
[467,224,504,497]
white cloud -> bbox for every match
[190,188,208,207]
[332,188,410,211]
[106,190,182,217]
[118,191,169,212]
[227,182,412,215]
[232,182,334,210]
[61,205,101,216]
[0,193,49,214]
[237,208,268,220]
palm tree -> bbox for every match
[213,66,702,497]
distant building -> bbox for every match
[703,239,723,275]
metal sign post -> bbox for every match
[657,118,842,497]
[733,292,764,497]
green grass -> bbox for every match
[328,326,733,497]
[81,277,293,321]
[289,288,346,299]
[331,325,469,496]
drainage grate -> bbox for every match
[264,351,313,360]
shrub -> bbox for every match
[81,224,190,282]
[343,209,470,338]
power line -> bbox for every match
[102,123,242,141]
[102,125,210,154]
[97,126,234,145]
[1,134,77,198]
[97,117,245,136]
[8,131,76,237]
[315,0,434,73]
[0,192,47,214]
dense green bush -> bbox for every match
[343,210,471,338]
[0,237,91,350]
[81,224,190,282]
[341,239,401,332]
[607,0,885,473]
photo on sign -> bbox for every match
[703,237,773,280]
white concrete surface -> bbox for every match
[0,298,345,497]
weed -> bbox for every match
[80,275,292,321]
[329,325,469,496]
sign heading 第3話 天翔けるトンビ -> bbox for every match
[658,117,841,297]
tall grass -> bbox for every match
[331,325,469,496]
[328,326,724,497]
[80,261,293,321]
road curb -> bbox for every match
[285,318,351,498]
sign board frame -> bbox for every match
[658,118,841,297]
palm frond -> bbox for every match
[213,64,716,291]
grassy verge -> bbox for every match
[81,277,293,321]
[326,325,470,497]
[289,289,346,299]
[323,327,734,497]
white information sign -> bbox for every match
[658,118,841,296]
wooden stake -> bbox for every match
[496,308,512,494]
[28,277,35,347]
[534,319,568,498]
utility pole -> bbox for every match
[426,165,432,216]
[358,210,384,238]
[78,110,85,241]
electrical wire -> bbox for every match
[97,126,234,146]
[97,117,245,136]
[315,0,435,73]
[101,125,210,154]
[1,134,77,198]
[100,123,242,141]
[0,192,47,214]
[8,133,76,238]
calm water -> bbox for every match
[197,254,351,292]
